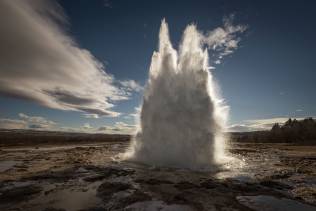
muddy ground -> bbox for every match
[0,141,316,211]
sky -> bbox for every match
[0,0,315,133]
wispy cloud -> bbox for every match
[0,0,137,118]
[83,113,100,119]
[0,113,136,134]
[204,15,247,65]
[119,80,143,93]
[227,124,253,132]
[81,123,93,130]
[18,113,56,129]
[98,122,136,134]
[0,113,55,130]
[0,118,27,130]
[127,106,142,119]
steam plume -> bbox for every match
[123,19,245,169]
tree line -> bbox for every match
[231,118,316,143]
[270,117,316,142]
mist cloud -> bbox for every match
[0,0,140,117]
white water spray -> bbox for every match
[124,19,245,170]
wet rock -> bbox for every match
[42,208,67,211]
[78,207,105,211]
[14,164,28,169]
[24,168,76,182]
[135,178,174,185]
[231,182,262,192]
[174,181,199,190]
[97,182,132,199]
[237,195,316,211]
[17,168,28,172]
[230,148,257,155]
[111,190,152,209]
[265,169,294,180]
[124,200,195,211]
[0,184,43,202]
[218,178,262,193]
[44,188,55,195]
[172,192,190,203]
[297,165,314,174]
[103,167,135,177]
[259,180,291,190]
[199,179,218,189]
[83,174,106,182]
[292,186,316,205]
[84,166,135,178]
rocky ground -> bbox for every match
[0,141,316,211]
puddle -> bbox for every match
[237,195,316,211]
[0,160,21,172]
[126,200,194,211]
[26,182,102,211]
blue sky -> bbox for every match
[0,0,315,133]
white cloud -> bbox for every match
[127,106,142,119]
[81,123,93,130]
[214,60,221,64]
[0,113,136,134]
[203,15,247,65]
[119,80,143,92]
[18,113,56,129]
[227,124,253,132]
[83,113,100,119]
[0,0,137,118]
[98,121,136,134]
[0,118,27,129]
[0,113,55,130]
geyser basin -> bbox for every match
[124,19,244,170]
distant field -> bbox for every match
[1,128,315,148]
[0,129,131,147]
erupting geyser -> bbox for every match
[124,19,244,170]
